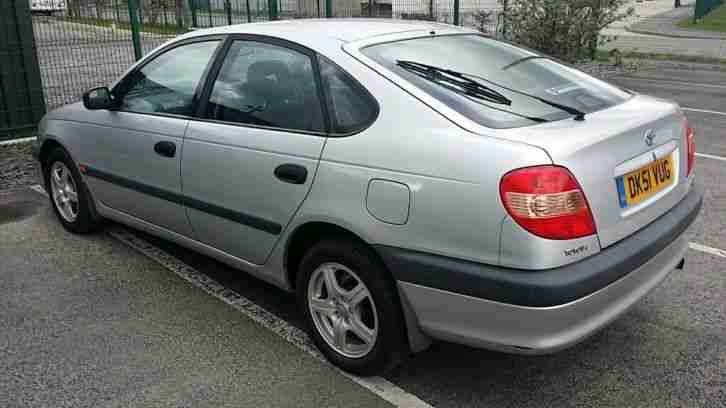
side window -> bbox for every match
[115,40,220,116]
[319,56,378,134]
[204,40,324,133]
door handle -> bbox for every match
[154,141,176,158]
[274,164,307,184]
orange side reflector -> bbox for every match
[78,164,88,174]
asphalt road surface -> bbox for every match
[0,190,393,408]
[1,63,724,407]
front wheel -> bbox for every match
[297,237,408,375]
[44,147,102,234]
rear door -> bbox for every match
[81,38,222,236]
[181,37,327,265]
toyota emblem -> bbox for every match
[644,129,657,147]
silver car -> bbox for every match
[33,20,702,375]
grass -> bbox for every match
[678,4,726,32]
[61,16,186,35]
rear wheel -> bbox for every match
[297,237,408,375]
[44,148,103,234]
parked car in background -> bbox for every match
[33,20,702,375]
[30,0,66,15]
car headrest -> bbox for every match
[247,60,291,86]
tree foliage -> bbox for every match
[501,0,634,62]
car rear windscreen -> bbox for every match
[361,34,632,129]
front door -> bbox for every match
[181,38,327,265]
[80,39,222,236]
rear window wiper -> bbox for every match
[462,71,587,121]
[397,60,586,121]
[396,60,512,106]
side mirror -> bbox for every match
[83,87,116,110]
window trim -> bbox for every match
[111,34,228,120]
[194,34,331,136]
[316,54,380,137]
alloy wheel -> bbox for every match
[307,262,379,359]
[50,161,79,223]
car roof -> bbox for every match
[180,18,470,46]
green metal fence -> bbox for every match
[3,0,504,138]
[695,0,724,19]
[1,0,46,138]
[32,0,182,113]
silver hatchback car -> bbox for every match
[34,20,702,375]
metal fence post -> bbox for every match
[453,0,460,25]
[501,0,508,37]
[138,0,144,25]
[246,0,252,22]
[325,0,332,17]
[114,0,121,23]
[225,0,232,25]
[695,0,725,20]
[189,0,198,27]
[127,0,143,61]
[268,0,278,20]
[207,0,213,27]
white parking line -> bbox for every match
[696,153,726,163]
[682,107,726,117]
[0,137,35,146]
[26,182,726,407]
[104,225,435,408]
[30,181,434,403]
[689,242,726,259]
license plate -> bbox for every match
[616,154,674,209]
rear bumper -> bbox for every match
[377,186,702,353]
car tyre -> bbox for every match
[297,236,408,375]
[44,147,103,234]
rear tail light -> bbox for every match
[680,111,695,176]
[500,166,596,240]
[686,127,695,176]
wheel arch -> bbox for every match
[38,137,102,223]
[284,221,371,292]
[37,138,66,180]
[283,220,432,352]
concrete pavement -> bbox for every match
[607,0,694,30]
[602,32,726,59]
[601,0,726,59]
